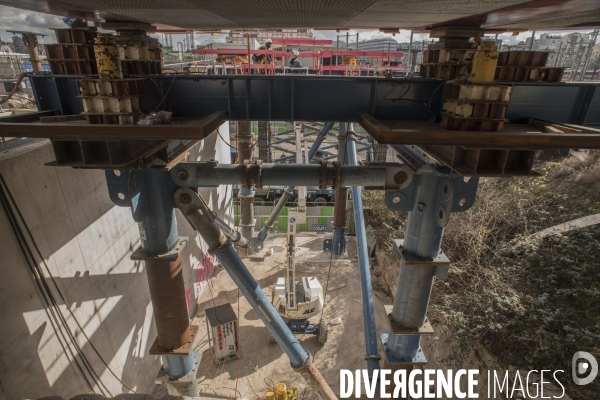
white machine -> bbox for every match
[269,123,327,344]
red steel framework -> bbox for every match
[191,37,405,75]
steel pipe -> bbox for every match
[214,213,248,248]
[308,122,335,160]
[345,132,381,383]
[237,121,255,254]
[172,163,391,189]
[256,186,294,242]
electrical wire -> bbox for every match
[216,128,236,149]
[0,173,136,394]
[151,73,178,113]
[234,288,241,399]
[142,72,171,111]
[382,81,411,102]
[0,174,106,395]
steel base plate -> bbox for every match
[380,333,428,365]
[150,324,199,356]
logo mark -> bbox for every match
[572,351,598,385]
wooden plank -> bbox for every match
[358,114,600,149]
[0,110,56,122]
[530,119,583,133]
[0,111,227,140]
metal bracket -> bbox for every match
[380,334,427,365]
[392,239,450,280]
[128,170,147,222]
[384,305,434,335]
[322,239,333,252]
[385,174,416,212]
[254,159,263,189]
[435,175,453,228]
[105,169,130,207]
[150,324,199,356]
[320,160,329,190]
[131,237,188,261]
[451,176,479,212]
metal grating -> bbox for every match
[11,0,538,30]
[492,8,600,30]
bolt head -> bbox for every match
[177,170,188,180]
[180,193,192,204]
[394,171,408,185]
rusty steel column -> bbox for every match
[237,121,255,254]
[332,122,348,256]
[22,33,42,72]
[145,256,191,349]
[331,187,348,256]
[131,170,198,395]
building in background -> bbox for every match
[356,37,398,52]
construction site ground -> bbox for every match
[185,232,392,400]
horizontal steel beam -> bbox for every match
[361,114,600,149]
[0,112,227,140]
[171,162,411,190]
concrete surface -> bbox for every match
[533,213,600,237]
[0,124,232,399]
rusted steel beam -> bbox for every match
[360,113,600,149]
[0,111,227,140]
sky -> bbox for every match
[0,4,594,48]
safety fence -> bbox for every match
[234,204,355,234]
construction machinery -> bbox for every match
[268,123,328,344]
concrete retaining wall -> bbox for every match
[0,125,232,398]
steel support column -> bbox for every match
[237,121,255,254]
[345,129,381,386]
[22,33,42,72]
[382,172,453,366]
[331,122,347,256]
[133,170,198,396]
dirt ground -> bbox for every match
[186,232,393,400]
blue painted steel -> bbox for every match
[307,122,334,160]
[346,134,381,382]
[137,171,178,254]
[28,74,600,126]
[504,82,600,127]
[29,76,83,116]
[386,173,452,362]
[162,352,195,379]
[136,170,195,378]
[332,228,346,256]
[215,244,310,368]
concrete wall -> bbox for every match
[0,124,232,399]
